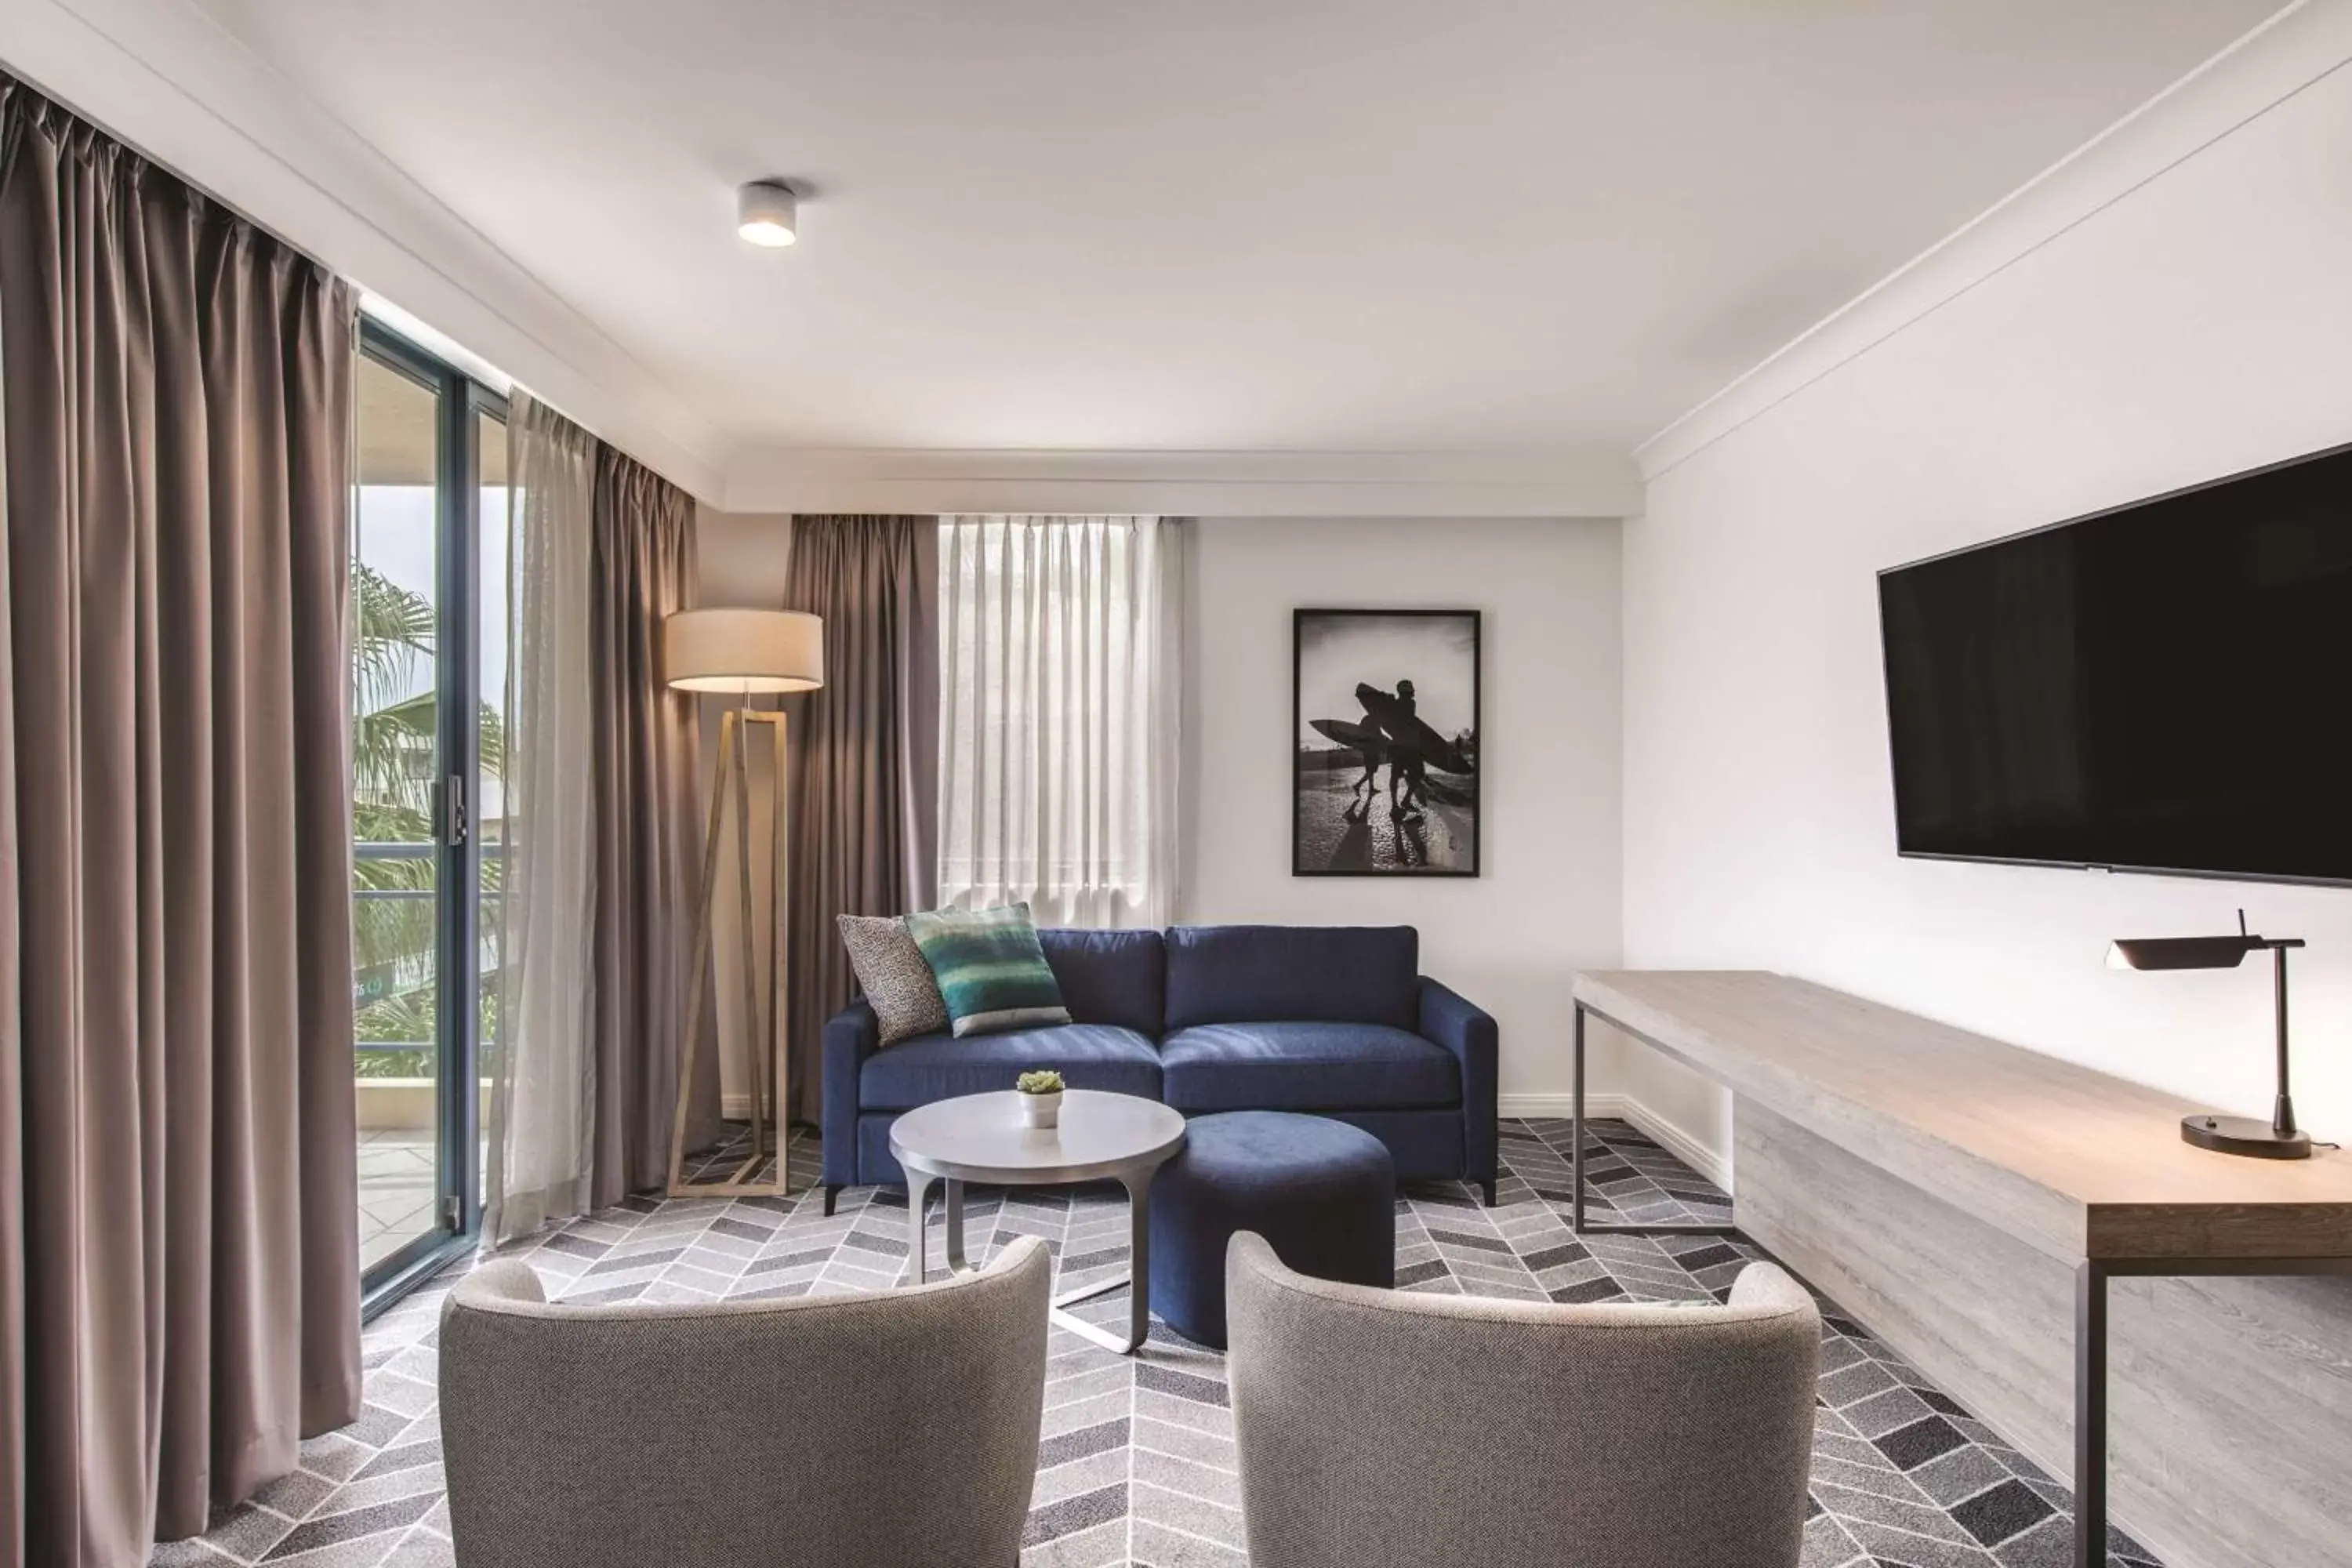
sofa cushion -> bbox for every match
[1039,928,1166,1036]
[1159,1022,1458,1112]
[835,914,949,1045]
[1164,925,1418,1031]
[858,1024,1161,1110]
[906,902,1071,1036]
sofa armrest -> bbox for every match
[821,998,880,1186]
[1419,978,1498,1186]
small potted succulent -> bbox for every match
[1016,1069,1065,1128]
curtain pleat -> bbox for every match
[0,71,361,1561]
[782,516,937,1124]
[0,152,21,1568]
[589,448,714,1198]
[936,516,1183,930]
[487,394,599,1242]
[488,408,712,1240]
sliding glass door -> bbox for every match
[353,319,507,1309]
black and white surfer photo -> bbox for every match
[1293,609,1480,876]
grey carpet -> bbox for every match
[149,1119,2158,1568]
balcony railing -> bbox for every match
[353,838,500,1065]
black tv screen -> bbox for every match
[1878,444,2352,887]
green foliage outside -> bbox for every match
[352,561,504,1078]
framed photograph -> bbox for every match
[1292,608,1481,877]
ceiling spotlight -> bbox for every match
[736,180,798,248]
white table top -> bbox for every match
[888,1090,1187,1185]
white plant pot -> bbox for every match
[1019,1090,1062,1128]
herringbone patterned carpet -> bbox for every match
[149,1119,2158,1568]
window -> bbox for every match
[352,319,507,1312]
[936,515,1183,927]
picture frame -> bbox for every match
[1291,608,1482,877]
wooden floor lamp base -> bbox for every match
[667,706,791,1198]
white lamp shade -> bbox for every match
[663,608,825,694]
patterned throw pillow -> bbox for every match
[904,903,1072,1038]
[836,914,950,1046]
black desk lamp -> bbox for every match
[2107,909,2310,1160]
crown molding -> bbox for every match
[721,447,1644,519]
[27,0,2318,510]
[3,0,728,499]
[1635,0,2352,483]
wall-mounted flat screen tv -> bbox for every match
[1878,443,2352,887]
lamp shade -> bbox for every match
[2104,935,2257,971]
[662,608,824,694]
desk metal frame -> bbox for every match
[1569,1000,1739,1239]
[2072,1255,2352,1568]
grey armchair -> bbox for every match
[1225,1232,1820,1568]
[439,1234,1051,1568]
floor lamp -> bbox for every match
[662,607,825,1196]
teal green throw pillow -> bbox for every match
[904,903,1072,1038]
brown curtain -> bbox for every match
[782,516,938,1123]
[0,73,361,1563]
[590,449,716,1196]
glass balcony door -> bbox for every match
[354,320,506,1311]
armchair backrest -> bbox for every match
[1226,1232,1820,1568]
[439,1236,1052,1568]
[1165,924,1419,1030]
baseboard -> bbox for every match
[1497,1091,1733,1193]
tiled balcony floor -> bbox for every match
[358,1128,438,1272]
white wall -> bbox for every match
[1621,43,2352,1162]
[694,509,1628,1110]
[1182,517,1624,1103]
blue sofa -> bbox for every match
[819,924,1499,1213]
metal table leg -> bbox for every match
[2068,1255,2352,1566]
[893,1143,1180,1357]
[1123,1169,1152,1352]
[905,1171,934,1284]
[2074,1261,2108,1568]
[1051,1170,1156,1356]
[945,1178,968,1272]
[1570,999,1742,1240]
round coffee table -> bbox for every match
[890,1089,1187,1354]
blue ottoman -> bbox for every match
[1149,1111,1396,1349]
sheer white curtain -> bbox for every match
[938,515,1185,928]
[485,394,599,1242]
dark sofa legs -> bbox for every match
[1479,1180,1497,1207]
[823,1184,840,1218]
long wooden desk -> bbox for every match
[1570,970,2352,1568]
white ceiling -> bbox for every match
[179,0,2275,468]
